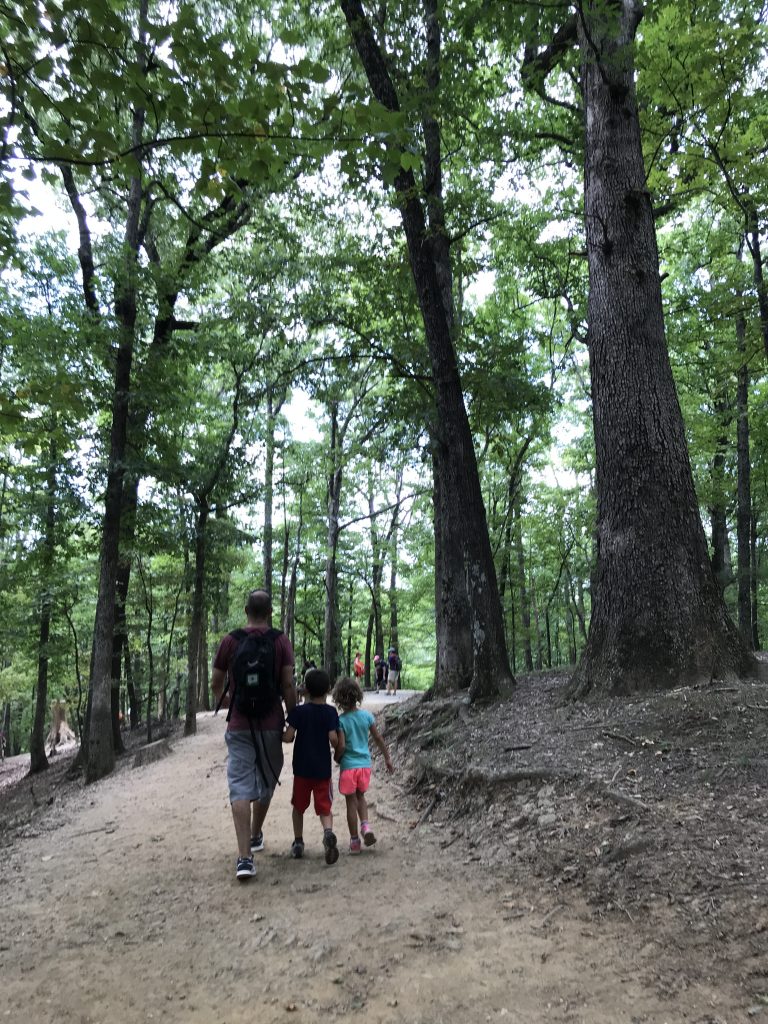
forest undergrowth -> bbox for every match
[385,667,768,1010]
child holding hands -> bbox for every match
[283,668,344,865]
[332,676,394,854]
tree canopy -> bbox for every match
[0,0,765,774]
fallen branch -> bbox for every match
[412,791,442,828]
[462,767,570,787]
[586,780,650,815]
[601,731,637,747]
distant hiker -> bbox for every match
[211,589,296,882]
[332,677,394,854]
[298,659,316,704]
[386,647,401,695]
[353,651,365,685]
[282,668,344,865]
[373,654,386,691]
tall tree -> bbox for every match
[524,1,756,694]
[337,0,514,699]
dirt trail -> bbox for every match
[0,701,737,1024]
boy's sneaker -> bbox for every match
[323,830,339,865]
[290,838,305,859]
[250,832,264,853]
[361,823,377,847]
[236,856,256,881]
[349,836,362,855]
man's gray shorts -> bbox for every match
[225,729,284,803]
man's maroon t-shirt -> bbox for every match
[213,626,294,732]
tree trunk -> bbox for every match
[570,0,755,696]
[185,500,208,736]
[388,502,399,653]
[198,616,209,711]
[346,578,353,675]
[125,644,138,728]
[263,390,275,595]
[710,390,733,596]
[531,576,542,671]
[515,502,534,672]
[339,0,514,700]
[746,206,768,362]
[364,609,374,688]
[751,511,760,650]
[432,439,473,693]
[736,308,752,644]
[323,405,343,680]
[30,436,56,774]
[366,469,386,666]
[110,477,140,750]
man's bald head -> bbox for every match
[245,589,272,621]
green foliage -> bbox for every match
[0,0,766,741]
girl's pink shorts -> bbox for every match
[338,767,372,795]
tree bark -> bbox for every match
[388,480,400,653]
[751,511,760,650]
[84,6,149,782]
[185,500,208,735]
[263,390,275,595]
[746,205,768,362]
[339,0,514,700]
[735,308,752,644]
[569,0,756,696]
[514,501,534,672]
[284,489,303,644]
[323,403,343,680]
[29,434,56,774]
[432,440,473,692]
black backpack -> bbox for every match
[226,627,282,720]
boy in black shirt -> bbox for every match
[283,668,344,864]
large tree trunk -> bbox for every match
[432,440,473,692]
[86,329,135,781]
[746,206,768,362]
[339,0,514,701]
[570,0,756,697]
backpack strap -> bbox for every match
[213,628,249,720]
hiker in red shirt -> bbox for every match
[211,589,296,881]
[353,651,365,684]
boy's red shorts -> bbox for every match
[291,776,333,816]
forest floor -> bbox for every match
[1,671,767,1024]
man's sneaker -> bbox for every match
[323,830,339,865]
[236,856,256,881]
[250,832,264,853]
[290,838,305,859]
[361,823,377,847]
[349,836,362,855]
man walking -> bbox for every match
[386,646,401,695]
[212,589,296,881]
